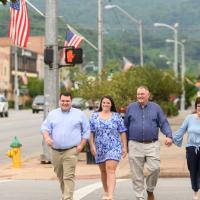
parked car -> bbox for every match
[0,95,9,117]
[32,95,44,113]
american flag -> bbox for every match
[122,57,134,72]
[59,30,84,65]
[64,30,83,48]
[8,0,30,47]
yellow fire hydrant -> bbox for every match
[7,136,22,168]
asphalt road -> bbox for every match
[0,110,43,164]
[0,110,196,200]
[0,178,194,200]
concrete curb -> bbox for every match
[0,154,190,180]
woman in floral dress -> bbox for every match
[89,95,127,200]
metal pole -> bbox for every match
[139,21,144,66]
[26,1,97,51]
[174,29,178,77]
[105,5,144,66]
[98,0,103,75]
[14,45,19,111]
[44,0,59,115]
[166,38,185,111]
[154,23,179,77]
[67,25,98,51]
[26,0,45,17]
[117,6,143,66]
[180,43,185,111]
[41,0,59,163]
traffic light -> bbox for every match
[44,47,53,66]
[65,48,83,65]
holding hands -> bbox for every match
[165,137,173,147]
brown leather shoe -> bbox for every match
[147,191,155,200]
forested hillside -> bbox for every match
[0,0,200,74]
[24,0,200,39]
[1,0,200,38]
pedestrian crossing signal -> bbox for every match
[44,47,53,65]
[65,48,83,65]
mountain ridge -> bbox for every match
[1,0,199,38]
[26,0,200,38]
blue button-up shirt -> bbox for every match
[124,102,172,141]
[40,107,90,149]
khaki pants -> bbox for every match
[52,147,78,200]
[128,140,160,200]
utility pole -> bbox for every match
[174,28,178,77]
[180,41,185,111]
[41,0,59,163]
[98,0,103,75]
[139,20,144,66]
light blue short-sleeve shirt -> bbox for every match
[40,107,90,149]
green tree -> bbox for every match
[74,65,182,116]
[185,75,197,108]
[104,59,122,74]
[74,70,111,101]
[0,0,16,5]
[27,77,44,98]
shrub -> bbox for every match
[8,100,14,109]
[159,101,178,117]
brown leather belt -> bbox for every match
[52,146,76,152]
[134,140,157,144]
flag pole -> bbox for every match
[67,24,98,51]
[25,0,97,51]
[14,45,19,110]
[7,0,19,110]
[26,0,45,17]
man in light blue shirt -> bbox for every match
[40,92,90,200]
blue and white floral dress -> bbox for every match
[89,112,127,164]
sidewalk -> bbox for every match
[0,110,191,180]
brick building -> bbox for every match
[0,36,44,100]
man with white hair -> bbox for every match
[124,86,172,200]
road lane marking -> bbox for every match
[74,179,126,200]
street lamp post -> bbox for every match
[166,39,186,111]
[98,0,103,75]
[154,23,179,77]
[105,4,144,66]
